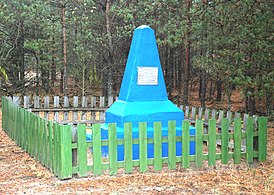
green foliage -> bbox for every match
[191,0,273,109]
[0,0,272,113]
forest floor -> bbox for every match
[0,111,273,194]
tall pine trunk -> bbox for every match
[61,3,68,96]
[18,21,25,88]
[106,0,113,97]
[216,79,222,101]
[183,0,192,105]
[199,70,206,107]
[245,88,256,115]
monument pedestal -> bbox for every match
[106,100,184,128]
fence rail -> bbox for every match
[2,96,268,179]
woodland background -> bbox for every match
[0,0,273,116]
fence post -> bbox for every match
[53,122,59,175]
[58,124,73,179]
[1,97,5,131]
[91,96,96,120]
[63,96,69,121]
[81,96,87,120]
[26,111,31,154]
[34,96,40,115]
[77,124,88,177]
[246,117,254,163]
[44,96,50,120]
[42,118,48,166]
[73,96,79,121]
[258,117,267,162]
[168,120,176,169]
[195,120,203,168]
[108,96,113,107]
[92,123,102,175]
[22,109,27,150]
[182,120,190,168]
[208,119,216,166]
[54,96,59,122]
[221,118,229,164]
[99,97,105,121]
[139,122,148,172]
[12,96,20,105]
[154,122,162,171]
[233,118,242,164]
[109,123,118,175]
[124,122,133,173]
[198,107,203,120]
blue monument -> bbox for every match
[101,25,195,161]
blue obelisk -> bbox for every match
[101,25,195,161]
[105,25,184,128]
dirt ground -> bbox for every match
[0,111,273,195]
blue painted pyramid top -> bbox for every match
[119,25,167,102]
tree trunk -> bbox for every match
[183,0,192,105]
[51,28,56,89]
[106,0,113,97]
[226,84,232,110]
[82,66,85,97]
[245,88,256,115]
[165,46,172,95]
[216,79,222,102]
[266,90,273,116]
[34,53,39,96]
[61,3,68,96]
[50,4,56,90]
[209,78,214,100]
[176,49,184,96]
[18,21,25,88]
[200,69,206,107]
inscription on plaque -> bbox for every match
[137,67,158,85]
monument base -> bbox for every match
[105,100,185,128]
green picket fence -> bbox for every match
[1,97,268,179]
[2,97,72,179]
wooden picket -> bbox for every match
[124,122,133,173]
[168,121,176,169]
[77,124,88,177]
[1,96,269,180]
[139,122,148,172]
[92,123,102,175]
[154,122,162,170]
[182,120,190,168]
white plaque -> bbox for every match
[137,67,158,85]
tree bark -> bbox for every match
[245,88,256,115]
[200,70,206,107]
[106,0,113,97]
[51,26,56,89]
[183,0,192,105]
[18,21,25,87]
[266,90,273,116]
[216,79,222,102]
[61,3,68,96]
